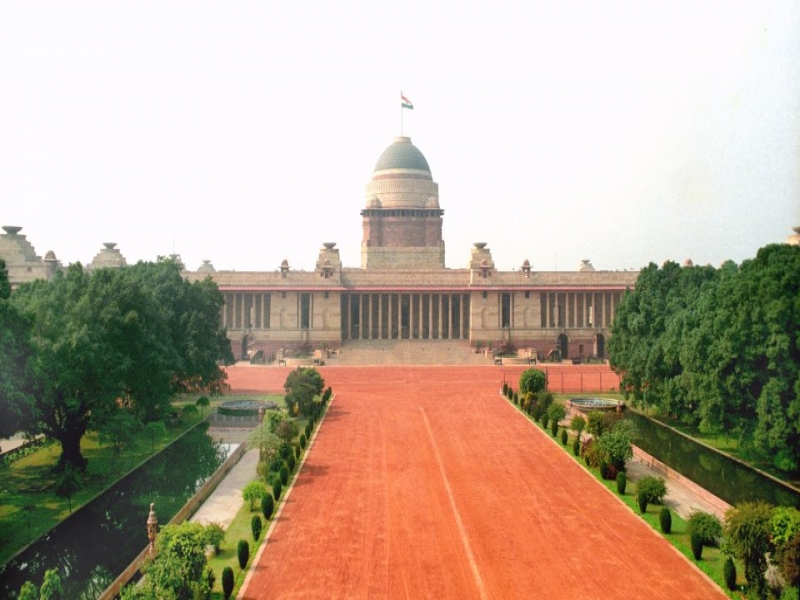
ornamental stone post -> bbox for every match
[147,502,158,556]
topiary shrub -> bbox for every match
[513,392,519,405]
[205,522,225,555]
[637,490,648,514]
[550,420,558,437]
[251,515,262,541]
[261,493,274,520]
[560,429,568,445]
[573,439,581,456]
[237,539,250,569]
[286,453,296,471]
[687,511,723,547]
[222,566,234,600]
[616,471,627,495]
[659,507,672,534]
[272,479,282,501]
[723,557,737,591]
[299,434,306,449]
[690,533,703,560]
[503,382,509,396]
[636,476,667,505]
[541,414,549,430]
[295,445,301,459]
[279,464,289,486]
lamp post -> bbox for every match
[147,503,158,556]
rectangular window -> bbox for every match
[540,293,547,328]
[301,293,311,330]
[501,293,511,328]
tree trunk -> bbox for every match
[56,428,87,472]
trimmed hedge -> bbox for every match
[237,539,250,570]
[659,507,672,534]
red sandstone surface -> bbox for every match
[228,366,725,600]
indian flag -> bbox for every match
[401,93,413,110]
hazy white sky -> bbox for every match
[1,1,798,273]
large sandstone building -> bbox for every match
[3,136,641,362]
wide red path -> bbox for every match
[229,366,725,600]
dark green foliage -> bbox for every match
[573,439,581,456]
[659,507,672,534]
[582,439,600,467]
[560,429,568,445]
[279,464,289,486]
[272,479,282,501]
[205,522,225,555]
[261,493,274,520]
[690,533,703,560]
[284,367,324,417]
[636,476,667,504]
[299,433,306,449]
[502,382,508,396]
[687,511,723,546]
[251,515,262,541]
[616,471,627,495]
[305,423,311,438]
[550,420,558,437]
[724,501,773,598]
[519,368,547,395]
[637,490,648,514]
[286,452,296,471]
[295,445,301,459]
[570,414,586,441]
[723,557,737,591]
[609,246,800,473]
[541,414,549,430]
[222,566,234,600]
[237,539,250,570]
[513,391,518,405]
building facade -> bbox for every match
[2,136,642,362]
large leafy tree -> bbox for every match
[0,259,34,440]
[284,367,324,417]
[10,261,234,470]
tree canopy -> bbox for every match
[284,367,324,417]
[610,245,800,472]
[4,259,234,470]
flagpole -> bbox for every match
[400,91,404,136]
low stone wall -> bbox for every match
[98,442,248,600]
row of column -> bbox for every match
[541,291,621,329]
[341,293,470,340]
[223,292,271,330]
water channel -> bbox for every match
[0,423,232,599]
[623,411,800,509]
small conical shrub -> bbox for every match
[637,490,648,514]
[690,533,703,560]
[237,539,250,570]
[573,439,581,456]
[261,493,274,520]
[659,507,672,534]
[723,557,737,591]
[251,515,262,541]
[541,414,549,430]
[222,566,234,600]
[550,421,558,437]
[513,392,519,405]
[295,445,301,459]
[287,453,296,471]
[272,479,282,501]
[503,382,508,396]
[560,429,568,445]
[279,465,289,486]
[299,434,306,449]
[616,471,627,495]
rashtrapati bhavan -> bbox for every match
[2,136,645,363]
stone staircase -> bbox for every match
[327,339,494,366]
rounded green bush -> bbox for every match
[251,515,262,541]
[687,511,722,547]
[222,566,234,600]
[560,429,568,445]
[541,414,549,430]
[272,479,282,501]
[299,434,306,449]
[659,507,672,534]
[690,533,703,560]
[513,391,519,405]
[723,557,737,591]
[295,445,301,459]
[550,421,558,437]
[261,493,274,520]
[279,464,289,486]
[237,539,250,570]
[287,452,296,471]
[616,471,627,495]
[572,439,581,456]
